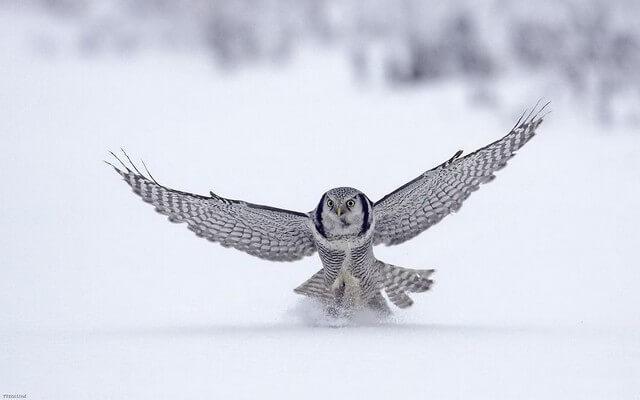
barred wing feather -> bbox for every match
[373,104,548,246]
[107,153,316,262]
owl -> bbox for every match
[107,104,547,316]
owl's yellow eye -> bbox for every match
[346,199,356,208]
[326,199,334,208]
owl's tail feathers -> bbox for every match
[293,269,333,303]
[294,264,435,310]
[377,261,435,309]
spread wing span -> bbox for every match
[107,152,316,261]
[373,102,548,246]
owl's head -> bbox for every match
[313,187,373,239]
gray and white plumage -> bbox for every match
[107,103,547,315]
[108,155,316,262]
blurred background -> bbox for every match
[1,1,639,399]
[5,0,640,123]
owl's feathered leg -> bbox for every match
[294,269,390,316]
[376,261,435,309]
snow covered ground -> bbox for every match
[1,11,639,400]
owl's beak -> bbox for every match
[336,206,343,217]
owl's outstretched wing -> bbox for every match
[373,103,548,246]
[107,152,316,261]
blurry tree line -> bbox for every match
[9,0,640,124]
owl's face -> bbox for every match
[314,187,372,239]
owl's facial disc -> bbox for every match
[326,197,353,225]
[315,188,370,238]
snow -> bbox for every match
[1,11,639,400]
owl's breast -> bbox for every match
[317,238,374,282]
[316,241,347,274]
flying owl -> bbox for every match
[107,104,547,316]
